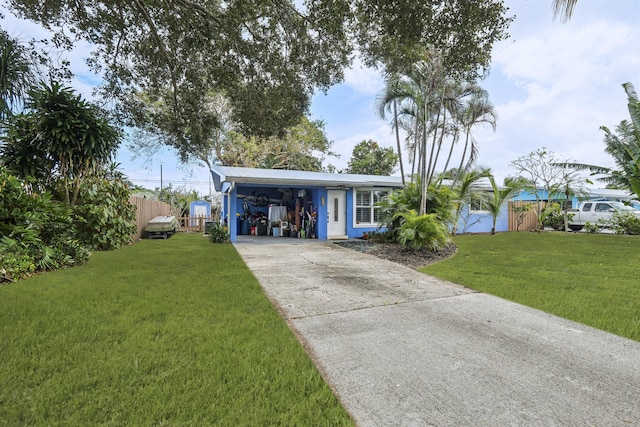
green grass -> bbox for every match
[0,233,353,426]
[422,232,640,341]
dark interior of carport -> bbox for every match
[235,185,318,238]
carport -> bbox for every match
[210,166,403,242]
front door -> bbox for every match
[327,190,347,239]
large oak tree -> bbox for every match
[4,0,512,164]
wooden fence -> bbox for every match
[130,196,221,239]
[508,201,546,232]
[176,217,217,233]
[129,196,172,241]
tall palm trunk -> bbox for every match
[453,130,472,186]
[419,98,429,215]
[440,128,460,184]
[393,99,405,185]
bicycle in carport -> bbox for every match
[242,191,269,216]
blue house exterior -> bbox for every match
[209,166,531,239]
[456,203,510,234]
[210,166,403,242]
[511,187,637,208]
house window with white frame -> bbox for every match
[355,189,390,226]
[469,192,490,213]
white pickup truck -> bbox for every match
[568,200,640,231]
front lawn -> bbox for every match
[422,232,640,342]
[0,233,352,426]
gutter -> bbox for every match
[227,181,235,238]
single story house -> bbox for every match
[210,166,404,242]
[511,187,638,208]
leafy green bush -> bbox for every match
[0,246,35,283]
[378,181,455,240]
[0,167,90,282]
[392,210,450,251]
[207,222,230,243]
[541,203,574,231]
[584,221,599,234]
[611,212,640,235]
[72,176,137,250]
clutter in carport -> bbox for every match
[237,189,317,238]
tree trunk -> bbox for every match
[393,99,405,186]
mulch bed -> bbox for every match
[334,240,457,270]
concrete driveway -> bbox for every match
[234,237,640,426]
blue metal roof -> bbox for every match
[210,166,403,191]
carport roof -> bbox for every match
[210,166,403,191]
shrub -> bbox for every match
[0,167,91,282]
[611,212,640,235]
[72,176,137,250]
[392,210,450,251]
[584,221,599,234]
[0,247,35,283]
[207,222,230,243]
[378,181,455,240]
[541,203,568,231]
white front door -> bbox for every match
[327,190,347,239]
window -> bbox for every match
[469,193,489,213]
[582,203,592,212]
[355,189,389,226]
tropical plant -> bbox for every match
[392,210,450,251]
[376,74,406,185]
[451,89,497,186]
[377,180,421,237]
[377,178,455,240]
[485,175,524,235]
[541,203,567,231]
[1,81,121,206]
[0,30,36,120]
[451,167,492,234]
[0,166,90,282]
[207,222,230,244]
[553,0,579,22]
[610,211,640,235]
[583,221,599,234]
[71,173,137,251]
[558,83,640,199]
[376,56,496,216]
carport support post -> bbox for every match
[228,182,237,242]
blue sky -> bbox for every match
[2,0,639,196]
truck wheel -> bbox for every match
[568,225,583,231]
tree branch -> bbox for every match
[131,0,179,113]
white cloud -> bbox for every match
[342,57,385,96]
[478,3,640,185]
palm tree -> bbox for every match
[451,167,492,235]
[2,81,121,206]
[486,175,523,235]
[0,30,36,121]
[452,89,497,187]
[560,82,640,199]
[375,55,445,214]
[552,0,579,22]
[376,74,406,185]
